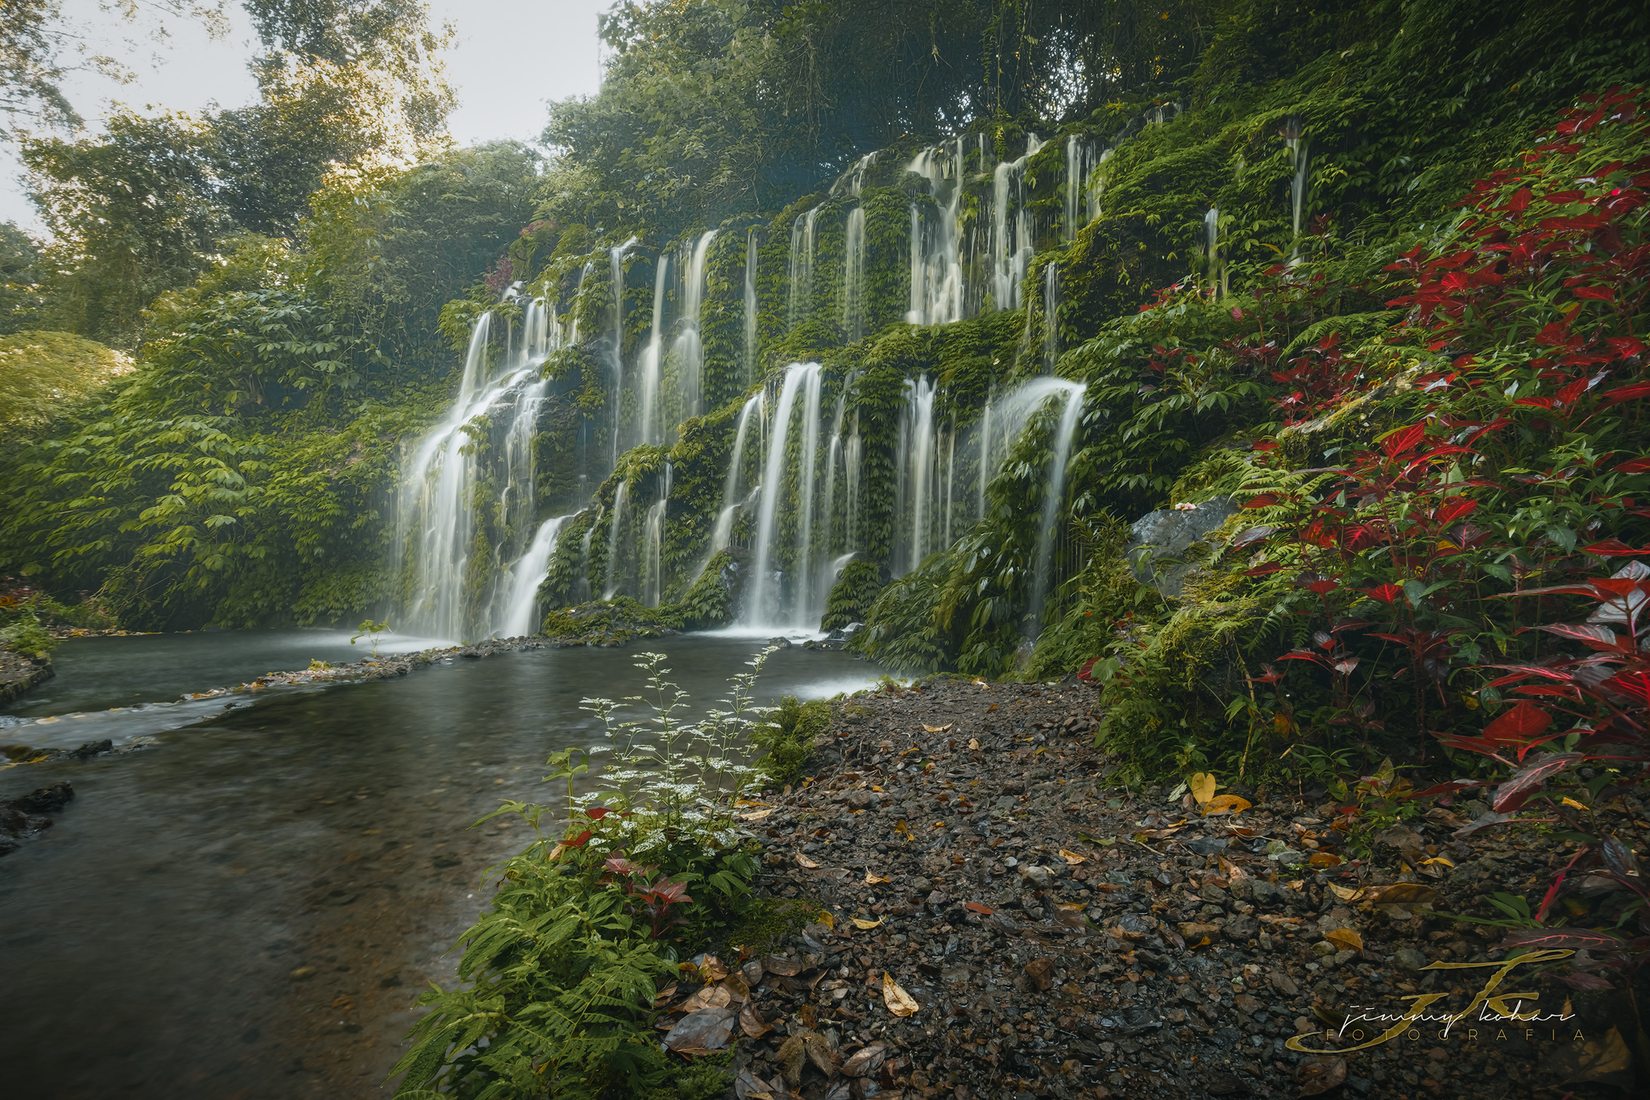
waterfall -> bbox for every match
[1063,136,1108,242]
[637,255,671,446]
[672,230,718,424]
[602,479,629,600]
[1042,262,1059,374]
[906,140,966,326]
[1286,123,1310,250]
[1204,207,1227,299]
[842,205,866,340]
[395,300,560,641]
[844,413,862,551]
[786,208,818,330]
[1027,382,1087,633]
[498,514,572,637]
[744,363,817,628]
[641,464,670,607]
[988,133,1043,311]
[791,366,825,619]
[894,376,939,574]
[976,397,992,517]
[704,391,765,571]
[742,228,758,385]
[832,151,877,198]
[609,237,637,464]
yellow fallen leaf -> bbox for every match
[1201,794,1252,816]
[1058,848,1088,865]
[1329,882,1361,902]
[794,852,820,869]
[739,807,775,821]
[967,738,981,751]
[921,723,953,734]
[864,871,890,885]
[1189,772,1217,805]
[1056,901,1085,911]
[1420,855,1454,868]
[851,917,883,930]
[1324,928,1363,953]
[1561,796,1590,811]
[1308,851,1343,869]
[816,910,836,929]
[882,972,919,1017]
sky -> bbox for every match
[0,0,610,233]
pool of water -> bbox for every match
[0,633,881,1097]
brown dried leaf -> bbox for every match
[841,1041,888,1078]
[851,917,883,930]
[1323,928,1363,953]
[882,971,919,1017]
[1308,851,1343,869]
[1057,848,1088,865]
[1202,794,1252,817]
[738,1001,771,1039]
[864,870,890,885]
[963,901,995,915]
[921,723,953,733]
[794,852,820,869]
[678,984,733,1013]
[662,1007,735,1054]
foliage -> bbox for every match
[751,694,831,787]
[0,330,130,433]
[0,610,54,660]
[396,651,771,1098]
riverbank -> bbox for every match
[685,679,1636,1099]
[0,645,52,706]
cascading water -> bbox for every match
[1204,207,1227,299]
[1063,135,1107,242]
[498,514,572,637]
[744,362,819,628]
[1285,120,1310,254]
[641,464,671,607]
[602,479,629,600]
[636,255,671,446]
[988,134,1044,310]
[742,228,759,384]
[786,208,818,331]
[672,230,718,423]
[1042,262,1059,374]
[893,376,939,574]
[842,205,866,340]
[609,237,637,463]
[1027,381,1087,633]
[906,139,967,326]
[395,299,561,641]
[704,392,764,567]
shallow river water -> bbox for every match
[0,632,880,1098]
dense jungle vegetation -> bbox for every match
[6,0,1650,1094]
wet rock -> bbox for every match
[1126,498,1237,596]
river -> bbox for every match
[0,631,880,1098]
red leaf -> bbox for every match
[1571,285,1615,302]
[1380,422,1428,459]
[1492,752,1582,812]
[565,829,593,849]
[1484,700,1554,743]
[1434,498,1478,525]
[1583,539,1650,556]
[1366,583,1404,604]
[1534,622,1626,651]
[1243,493,1282,509]
[1604,382,1650,403]
[1615,456,1650,474]
[1604,670,1650,707]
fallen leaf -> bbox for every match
[1201,794,1252,816]
[921,723,953,733]
[1561,796,1590,811]
[851,917,883,930]
[662,1007,735,1054]
[1324,928,1364,953]
[1057,901,1085,911]
[1058,848,1088,865]
[794,852,820,869]
[1308,851,1343,869]
[1328,882,1361,902]
[841,1041,888,1077]
[738,1001,771,1039]
[1419,855,1454,868]
[967,738,981,750]
[882,972,919,1017]
[678,984,733,1013]
[815,910,835,929]
[692,955,728,982]
[864,870,890,885]
[739,807,775,821]
[1190,771,1217,805]
[963,901,995,915]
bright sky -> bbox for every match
[0,0,610,233]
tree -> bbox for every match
[0,222,45,334]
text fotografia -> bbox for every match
[1286,949,1584,1054]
